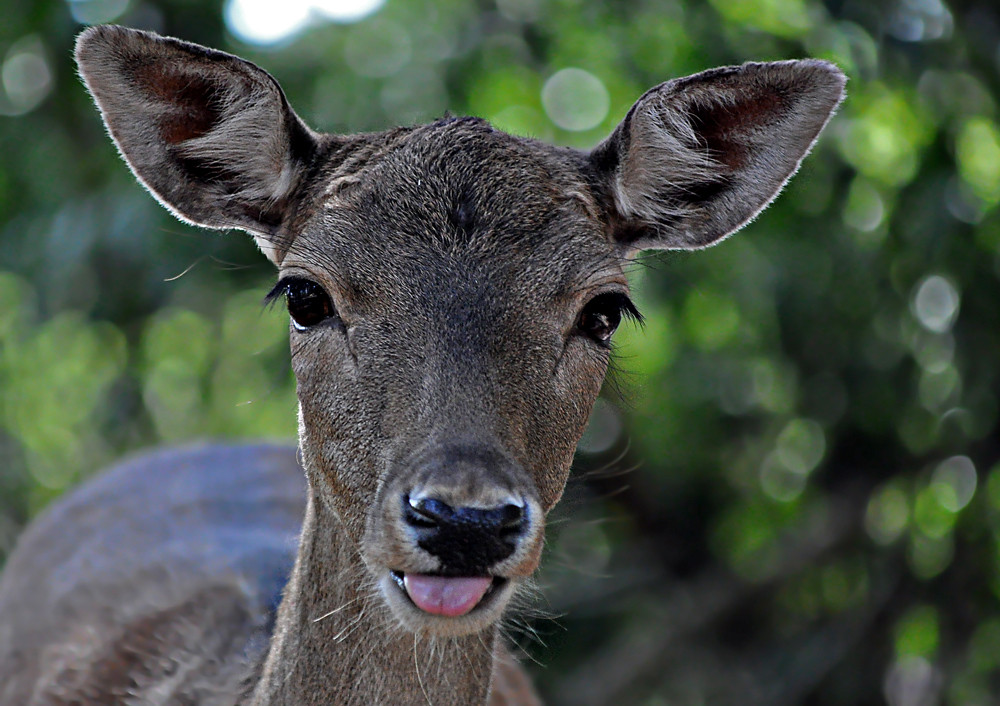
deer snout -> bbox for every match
[402,494,529,574]
[368,442,545,634]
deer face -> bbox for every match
[75,25,843,638]
[275,120,627,633]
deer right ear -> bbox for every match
[75,25,321,259]
[590,60,845,252]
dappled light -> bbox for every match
[0,37,52,116]
[225,0,386,45]
[541,68,609,131]
[66,0,131,25]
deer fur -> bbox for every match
[0,25,844,706]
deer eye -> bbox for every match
[267,278,337,331]
[576,292,642,346]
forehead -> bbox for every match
[283,118,619,303]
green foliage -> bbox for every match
[1,0,999,703]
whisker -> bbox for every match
[312,595,365,624]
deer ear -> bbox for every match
[590,60,845,251]
[75,25,319,255]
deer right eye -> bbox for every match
[268,278,337,331]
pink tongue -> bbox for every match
[403,574,493,617]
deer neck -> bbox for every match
[250,489,498,706]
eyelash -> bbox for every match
[576,292,643,347]
[265,277,339,331]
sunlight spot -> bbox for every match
[776,418,826,475]
[884,656,941,706]
[226,0,385,46]
[886,0,953,42]
[542,68,609,132]
[760,452,808,502]
[956,117,1000,205]
[866,482,909,545]
[843,177,885,234]
[314,0,386,22]
[226,0,311,45]
[66,0,130,24]
[0,36,52,116]
[931,455,976,512]
[911,275,959,333]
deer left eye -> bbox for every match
[576,292,642,346]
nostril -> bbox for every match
[404,496,453,528]
[498,503,526,535]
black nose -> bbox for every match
[403,496,528,574]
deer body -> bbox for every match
[0,445,303,704]
[0,25,844,705]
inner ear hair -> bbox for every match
[592,59,847,252]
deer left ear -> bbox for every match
[590,60,846,251]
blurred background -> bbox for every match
[1,0,999,703]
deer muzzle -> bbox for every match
[366,441,544,634]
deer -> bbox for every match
[0,24,844,706]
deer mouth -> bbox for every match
[390,571,507,617]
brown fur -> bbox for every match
[0,25,844,706]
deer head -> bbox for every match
[75,25,844,644]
